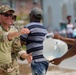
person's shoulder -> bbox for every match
[24,23,32,28]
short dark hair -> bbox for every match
[67,15,71,19]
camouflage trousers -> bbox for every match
[14,65,19,75]
[12,60,19,75]
[0,63,19,75]
[0,70,17,75]
[0,67,19,75]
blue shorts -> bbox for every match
[31,60,49,75]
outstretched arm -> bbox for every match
[53,34,75,45]
[50,40,76,65]
[8,28,30,40]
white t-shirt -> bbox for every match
[66,23,74,33]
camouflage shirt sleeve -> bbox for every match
[12,37,22,52]
[12,37,25,60]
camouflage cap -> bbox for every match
[0,5,15,13]
[30,7,43,18]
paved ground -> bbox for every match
[18,56,76,75]
[19,64,76,75]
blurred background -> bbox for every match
[0,0,76,31]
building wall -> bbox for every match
[1,0,76,31]
[0,0,41,15]
[42,0,76,32]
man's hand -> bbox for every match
[49,58,62,65]
[53,34,63,40]
[26,53,32,63]
[19,28,30,35]
[21,53,32,63]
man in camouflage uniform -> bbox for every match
[11,15,28,75]
[10,15,19,75]
[0,5,32,75]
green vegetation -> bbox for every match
[22,45,26,50]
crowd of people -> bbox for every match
[58,15,76,39]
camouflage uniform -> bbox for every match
[11,52,19,75]
[0,5,26,75]
[11,29,24,75]
[0,25,24,75]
